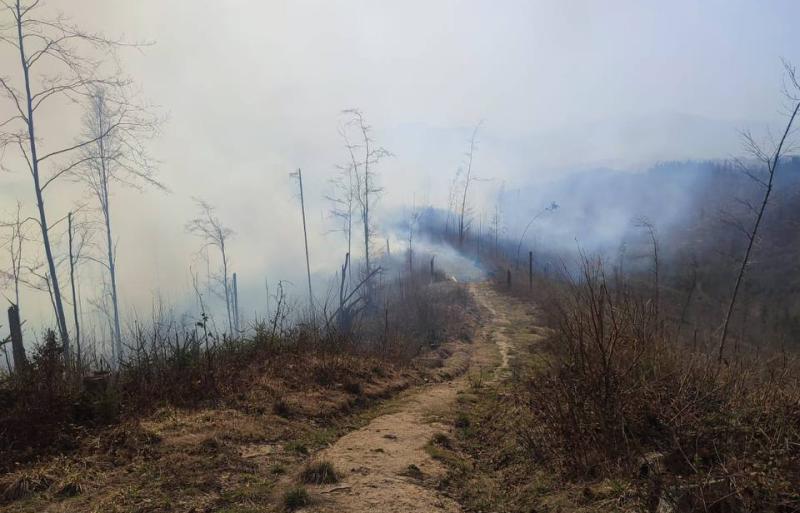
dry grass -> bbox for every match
[0,279,478,512]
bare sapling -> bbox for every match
[719,61,800,363]
[187,199,235,337]
[459,122,482,247]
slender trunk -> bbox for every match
[459,163,471,247]
[719,102,800,362]
[68,213,82,366]
[15,2,70,350]
[363,146,371,277]
[100,155,123,366]
[347,169,354,287]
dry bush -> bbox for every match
[299,460,339,484]
[519,256,800,511]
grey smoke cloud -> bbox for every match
[1,0,799,334]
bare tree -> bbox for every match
[78,87,161,364]
[0,0,147,349]
[718,61,800,362]
[186,199,235,337]
[458,122,482,247]
[340,109,390,284]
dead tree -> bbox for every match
[458,122,482,247]
[636,217,660,321]
[78,87,161,364]
[0,0,148,349]
[187,199,235,337]
[719,62,800,363]
[341,109,390,289]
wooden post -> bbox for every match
[294,168,314,315]
[506,269,512,289]
[232,272,240,334]
[8,305,27,372]
[528,251,533,290]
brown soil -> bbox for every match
[293,283,508,513]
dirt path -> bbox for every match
[298,282,511,513]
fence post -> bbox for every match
[8,305,27,372]
[528,251,533,290]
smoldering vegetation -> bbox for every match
[0,257,475,470]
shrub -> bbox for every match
[520,256,800,509]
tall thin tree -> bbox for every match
[79,88,161,364]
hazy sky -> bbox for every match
[2,1,799,332]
